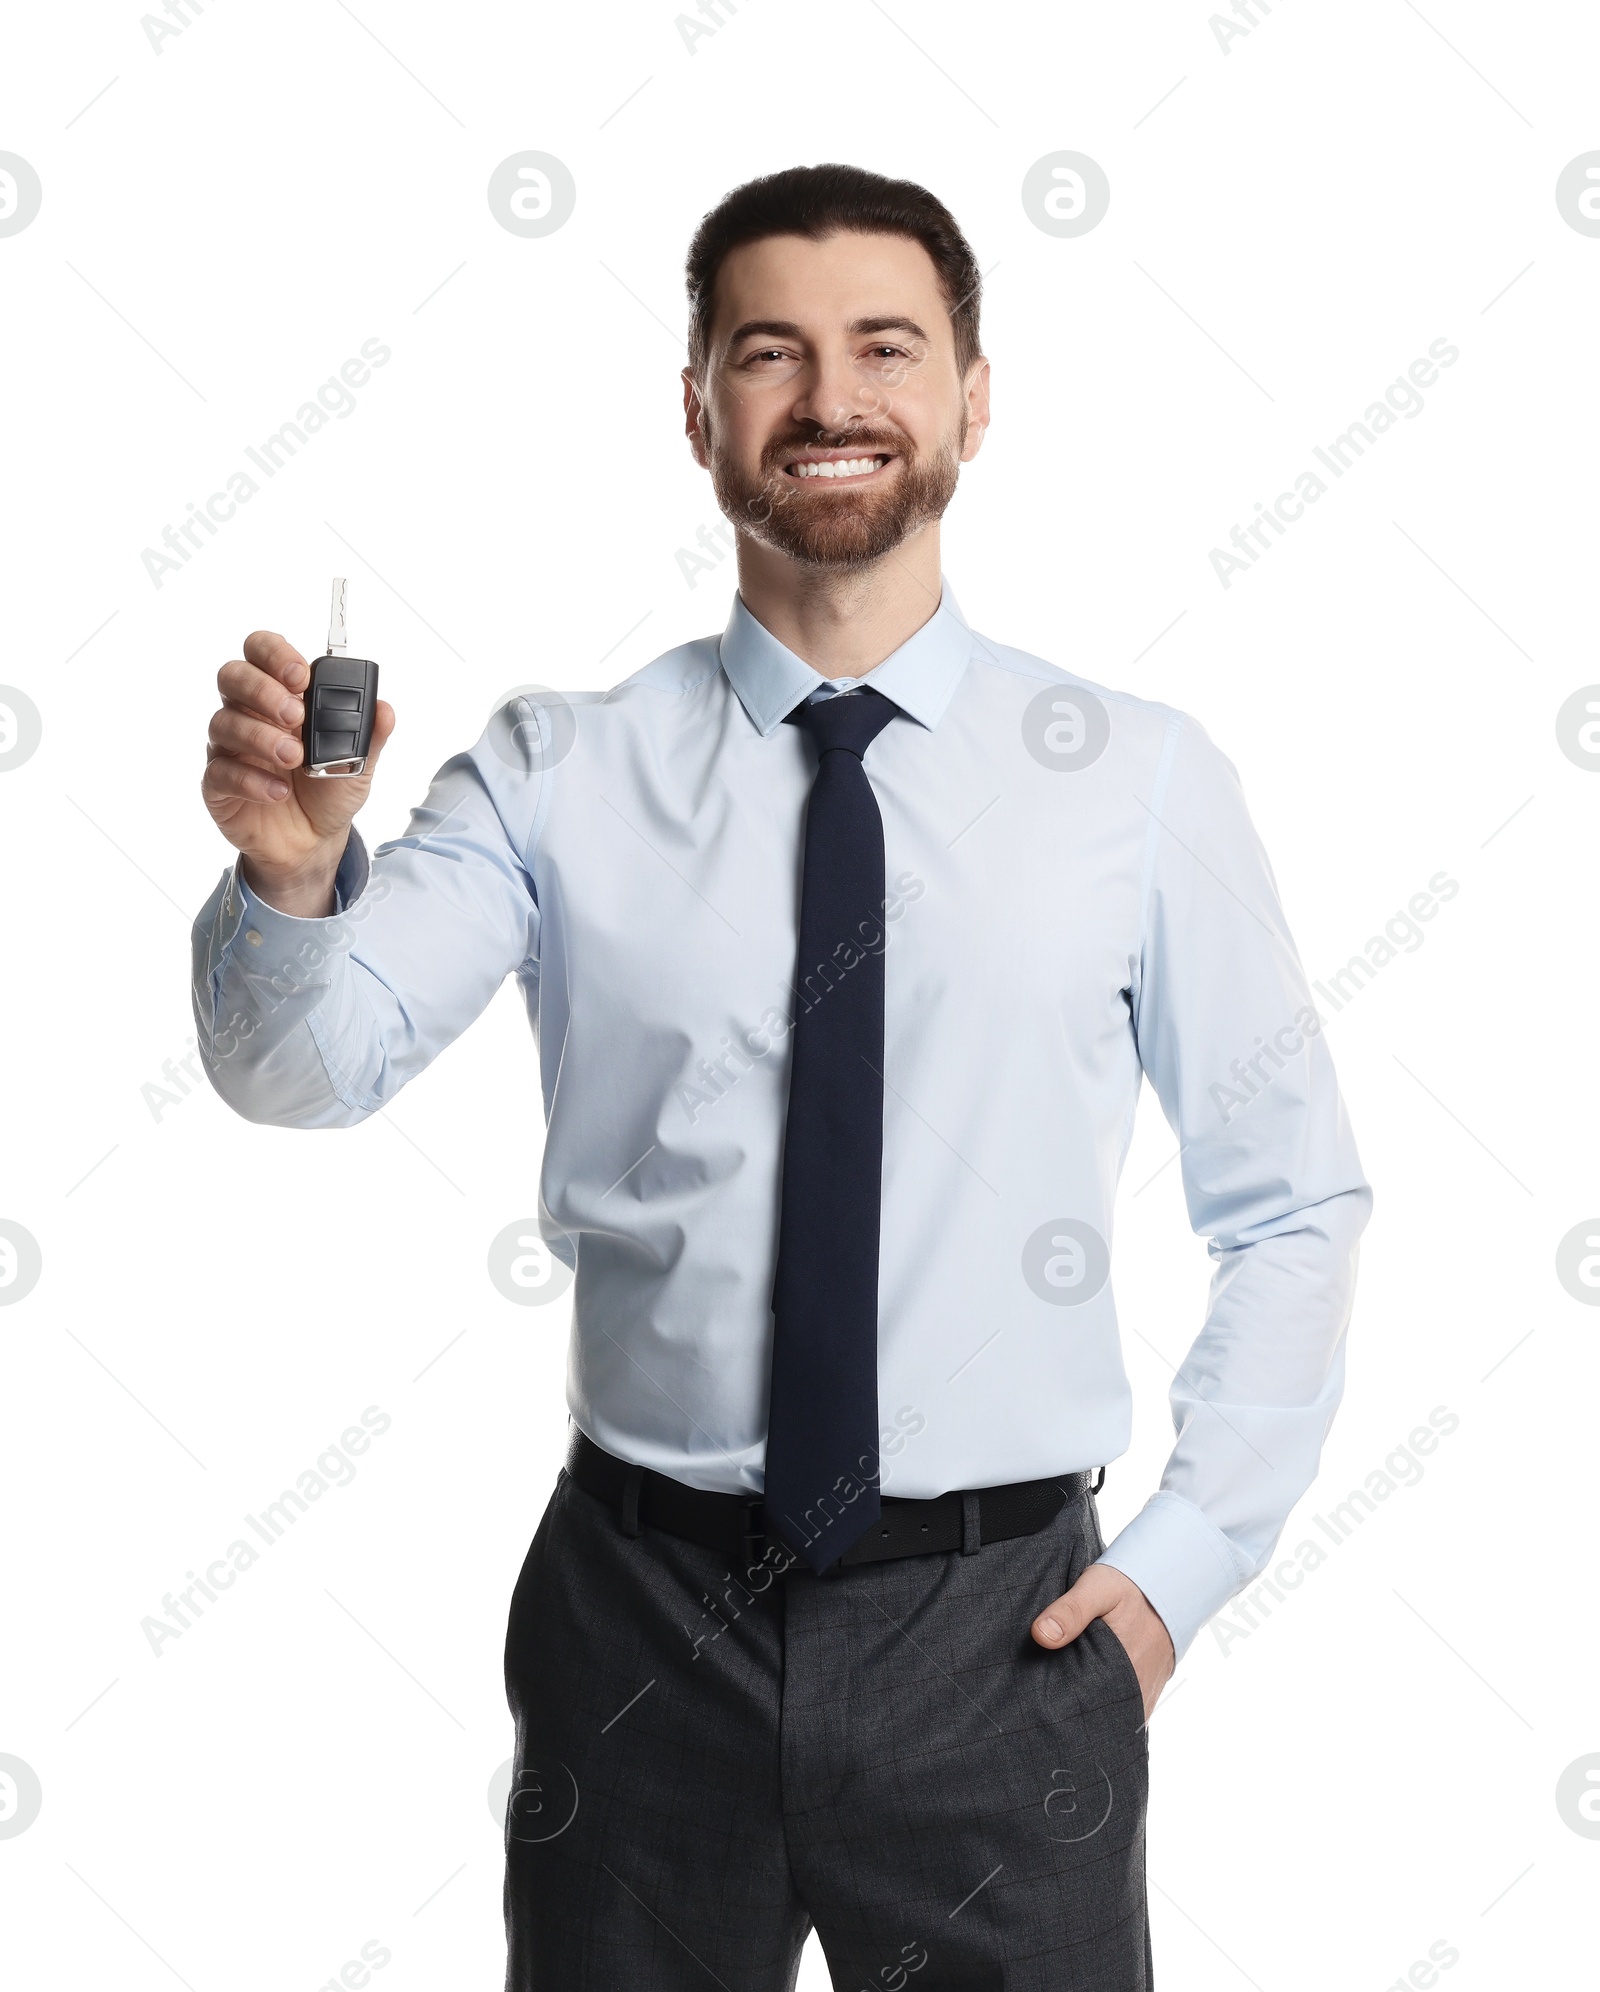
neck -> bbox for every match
[733,522,943,678]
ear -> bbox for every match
[960,355,991,464]
[683,367,711,470]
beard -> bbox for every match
[708,417,964,570]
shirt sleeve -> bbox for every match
[1094,712,1373,1660]
[190,701,548,1128]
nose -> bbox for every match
[790,345,882,437]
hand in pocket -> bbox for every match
[1030,1562,1174,1723]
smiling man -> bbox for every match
[193,164,1370,1989]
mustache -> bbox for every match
[759,425,913,472]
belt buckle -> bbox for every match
[739,1497,766,1574]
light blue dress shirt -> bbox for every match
[192,582,1371,1659]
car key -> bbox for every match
[302,577,379,777]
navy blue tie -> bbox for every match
[766,687,900,1574]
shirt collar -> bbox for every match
[718,580,974,737]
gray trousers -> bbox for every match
[503,1465,1152,1989]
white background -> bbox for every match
[2,1,1598,1986]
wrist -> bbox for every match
[240,843,344,918]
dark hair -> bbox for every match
[685,163,983,377]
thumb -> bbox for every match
[366,698,397,762]
[341,697,395,791]
[1031,1562,1123,1649]
[339,697,396,804]
[293,699,396,838]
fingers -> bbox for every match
[202,752,290,805]
[241,630,310,693]
[218,656,306,728]
[209,704,302,773]
[211,639,311,790]
[203,640,392,833]
[1031,1562,1125,1648]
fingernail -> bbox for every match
[276,738,300,764]
[268,778,289,798]
[1039,1617,1062,1641]
[279,697,303,724]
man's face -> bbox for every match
[684,230,989,570]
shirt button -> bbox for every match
[245,930,262,947]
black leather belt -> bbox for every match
[566,1426,1096,1572]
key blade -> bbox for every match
[327,576,348,655]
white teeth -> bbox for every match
[792,456,884,479]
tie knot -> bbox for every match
[787,686,899,760]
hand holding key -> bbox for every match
[202,582,395,917]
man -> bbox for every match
[194,164,1370,1988]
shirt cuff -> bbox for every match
[216,831,369,951]
[1095,1490,1250,1662]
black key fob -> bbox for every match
[303,578,379,778]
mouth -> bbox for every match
[780,449,896,483]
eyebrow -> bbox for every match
[724,314,931,348]
[852,315,929,342]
